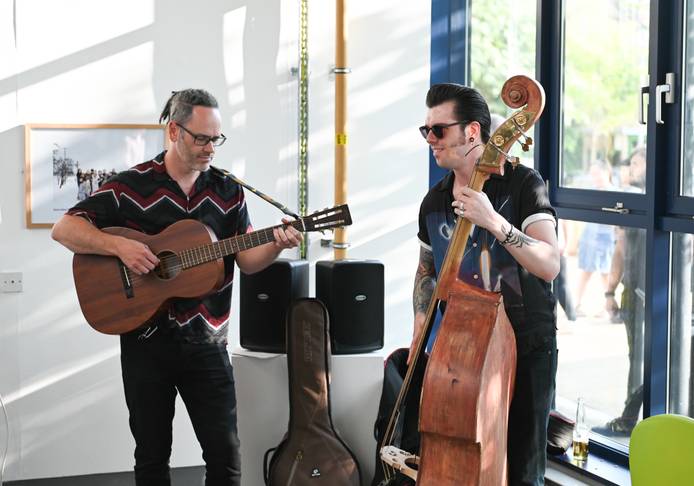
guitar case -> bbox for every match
[264,298,361,486]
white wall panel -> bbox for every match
[0,0,429,480]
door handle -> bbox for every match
[601,202,630,214]
[639,81,648,125]
[656,72,675,124]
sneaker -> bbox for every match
[592,417,636,437]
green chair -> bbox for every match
[629,414,694,485]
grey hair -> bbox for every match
[159,89,219,124]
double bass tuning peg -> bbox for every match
[490,143,521,167]
[510,116,533,152]
[517,136,533,152]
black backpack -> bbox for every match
[370,348,427,486]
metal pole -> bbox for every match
[333,0,349,260]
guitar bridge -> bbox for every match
[119,261,135,299]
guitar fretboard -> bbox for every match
[178,220,303,269]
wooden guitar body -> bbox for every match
[73,220,223,335]
[418,282,516,486]
[71,204,352,335]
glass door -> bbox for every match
[553,0,651,451]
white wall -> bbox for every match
[0,0,430,481]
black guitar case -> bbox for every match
[264,298,361,486]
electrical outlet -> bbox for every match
[1,272,23,292]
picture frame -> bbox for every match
[24,123,166,228]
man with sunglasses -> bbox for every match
[411,83,559,485]
[52,89,302,486]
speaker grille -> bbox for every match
[316,260,384,354]
[240,259,309,352]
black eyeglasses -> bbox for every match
[177,123,227,147]
[418,120,469,139]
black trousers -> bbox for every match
[120,330,241,486]
[507,332,558,486]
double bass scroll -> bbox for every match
[378,75,545,485]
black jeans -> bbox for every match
[120,330,241,486]
[507,332,558,486]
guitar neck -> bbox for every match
[179,219,303,269]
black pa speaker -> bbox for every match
[240,259,309,353]
[315,259,384,354]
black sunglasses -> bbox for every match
[177,123,227,147]
[418,120,469,139]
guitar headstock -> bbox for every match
[299,204,352,232]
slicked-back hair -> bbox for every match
[159,89,219,125]
[426,83,491,143]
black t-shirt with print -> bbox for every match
[418,162,557,338]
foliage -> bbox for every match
[469,0,648,182]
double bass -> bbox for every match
[378,75,545,485]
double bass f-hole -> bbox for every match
[378,75,545,485]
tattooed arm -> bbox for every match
[452,185,559,282]
[409,246,436,364]
[495,219,559,282]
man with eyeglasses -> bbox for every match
[52,88,302,486]
[411,83,559,485]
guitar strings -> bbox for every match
[120,221,300,285]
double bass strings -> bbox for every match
[377,159,486,483]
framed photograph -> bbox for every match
[24,124,166,228]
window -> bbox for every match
[470,0,536,166]
[555,220,646,447]
[433,0,689,478]
[561,0,648,191]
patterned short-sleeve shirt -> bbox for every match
[67,151,252,344]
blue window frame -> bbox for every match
[429,0,693,473]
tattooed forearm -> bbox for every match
[499,223,539,248]
[413,247,436,314]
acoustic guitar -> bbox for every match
[72,205,351,335]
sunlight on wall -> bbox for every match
[18,43,156,122]
[15,0,154,71]
[223,7,246,108]
[3,346,119,405]
[0,1,17,78]
[0,93,17,132]
[0,0,432,480]
[372,125,428,157]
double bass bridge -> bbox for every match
[380,445,419,481]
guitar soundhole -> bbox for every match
[154,251,181,280]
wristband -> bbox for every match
[604,291,615,298]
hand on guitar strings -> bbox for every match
[115,237,160,275]
[272,217,303,250]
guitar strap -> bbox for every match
[216,168,301,220]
